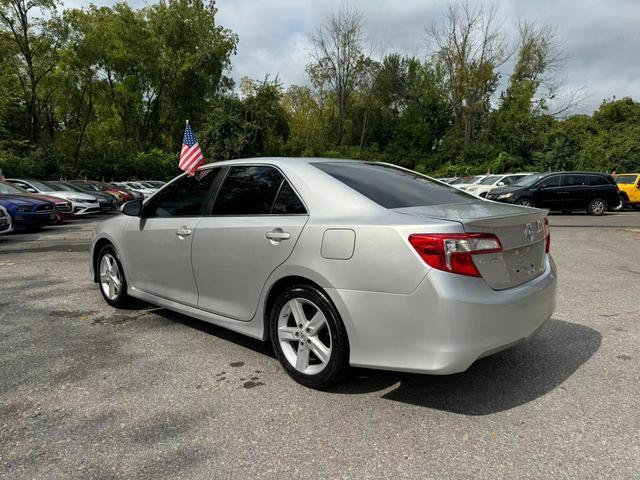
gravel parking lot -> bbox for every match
[1,213,639,479]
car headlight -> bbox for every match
[17,206,32,212]
[468,187,478,193]
[497,193,513,199]
[68,197,87,202]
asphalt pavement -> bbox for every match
[0,212,639,479]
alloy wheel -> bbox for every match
[277,298,332,375]
[99,253,122,301]
[591,199,606,215]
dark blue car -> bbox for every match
[0,194,58,231]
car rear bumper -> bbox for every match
[327,255,557,374]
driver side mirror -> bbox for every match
[497,181,505,186]
[121,199,142,217]
[25,187,37,193]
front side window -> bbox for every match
[314,162,475,209]
[145,169,222,217]
[539,176,561,188]
[478,175,502,185]
[212,166,305,215]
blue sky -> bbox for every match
[63,0,640,113]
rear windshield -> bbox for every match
[314,162,475,209]
[615,174,638,185]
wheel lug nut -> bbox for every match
[305,327,310,333]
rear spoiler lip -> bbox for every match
[394,207,549,228]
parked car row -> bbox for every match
[0,178,165,233]
[439,171,638,216]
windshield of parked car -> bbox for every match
[478,175,502,185]
[314,162,476,208]
[615,174,638,184]
[0,182,27,194]
[512,173,546,187]
[40,181,65,191]
[26,180,53,191]
[450,175,481,185]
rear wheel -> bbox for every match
[588,198,607,216]
[269,284,349,389]
[610,195,625,212]
[97,245,131,308]
[516,197,534,207]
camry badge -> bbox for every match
[524,223,536,243]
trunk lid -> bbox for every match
[396,202,548,290]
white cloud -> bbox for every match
[64,0,640,112]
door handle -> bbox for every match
[176,226,192,237]
[265,229,290,241]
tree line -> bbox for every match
[1,0,638,180]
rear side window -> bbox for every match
[212,165,305,215]
[588,175,609,186]
[314,162,474,209]
[272,181,306,214]
[563,175,588,186]
[145,168,222,217]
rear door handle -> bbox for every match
[176,226,192,237]
[265,229,290,241]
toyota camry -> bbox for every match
[90,158,557,389]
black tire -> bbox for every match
[516,197,534,207]
[96,244,131,308]
[269,284,349,390]
[610,195,625,212]
[587,198,607,216]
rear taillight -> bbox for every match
[408,233,502,277]
[544,217,551,253]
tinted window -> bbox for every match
[538,176,561,188]
[212,166,283,215]
[272,181,306,214]
[588,175,609,186]
[314,162,475,209]
[145,169,221,217]
[563,175,588,186]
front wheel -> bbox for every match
[516,198,534,207]
[269,284,349,389]
[97,245,131,308]
[588,198,607,216]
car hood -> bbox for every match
[486,185,523,195]
[41,190,96,201]
[0,194,49,206]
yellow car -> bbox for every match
[615,174,640,211]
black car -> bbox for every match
[486,172,619,215]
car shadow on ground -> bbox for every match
[154,309,277,359]
[155,308,600,416]
[333,318,601,415]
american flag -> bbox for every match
[179,122,205,175]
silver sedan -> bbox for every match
[90,158,557,389]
